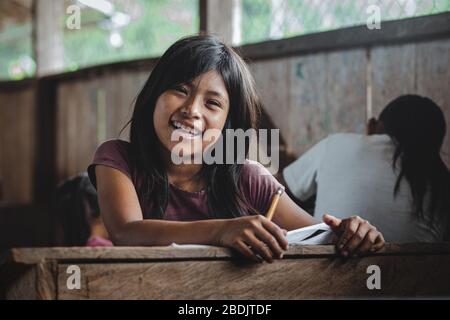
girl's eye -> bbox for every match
[174,85,188,95]
[207,100,222,109]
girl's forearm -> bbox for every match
[111,218,228,246]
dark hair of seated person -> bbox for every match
[53,172,100,246]
[369,95,449,237]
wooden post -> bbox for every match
[199,0,207,33]
[205,0,241,45]
[33,0,64,76]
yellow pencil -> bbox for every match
[266,187,284,221]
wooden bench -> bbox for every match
[1,243,449,299]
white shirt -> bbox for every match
[283,133,445,243]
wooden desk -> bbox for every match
[1,243,449,299]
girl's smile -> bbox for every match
[169,119,203,140]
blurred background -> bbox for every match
[0,0,449,248]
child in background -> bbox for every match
[283,95,450,242]
[54,172,112,247]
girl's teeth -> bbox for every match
[173,121,197,135]
[173,121,199,136]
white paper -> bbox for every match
[169,223,333,249]
[286,223,333,245]
[169,243,215,249]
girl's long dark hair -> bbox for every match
[129,35,262,219]
[379,95,450,236]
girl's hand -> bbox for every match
[215,215,288,263]
[323,214,385,257]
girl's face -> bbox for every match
[153,69,230,160]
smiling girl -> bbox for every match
[88,35,385,262]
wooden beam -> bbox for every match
[58,255,450,299]
[239,12,450,61]
[2,244,450,299]
[0,13,445,85]
[2,243,450,265]
[204,0,241,45]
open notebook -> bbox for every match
[285,222,333,245]
[169,223,333,249]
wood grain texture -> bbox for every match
[250,38,450,166]
[4,266,38,300]
[3,262,57,300]
[250,49,367,158]
[371,43,417,117]
[250,59,290,139]
[35,261,57,299]
[288,49,367,156]
[55,70,149,183]
[0,98,2,202]
[370,39,450,166]
[2,244,450,299]
[3,243,450,265]
[57,254,450,299]
[0,87,35,205]
[56,81,69,180]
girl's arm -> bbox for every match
[272,193,385,256]
[95,165,287,262]
[271,192,319,230]
[96,165,223,246]
[97,165,384,261]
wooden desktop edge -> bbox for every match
[1,243,450,266]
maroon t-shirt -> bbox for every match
[88,139,282,221]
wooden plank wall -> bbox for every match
[0,39,449,207]
[55,70,149,183]
[250,49,367,156]
[0,86,35,206]
[371,39,450,166]
[250,38,450,167]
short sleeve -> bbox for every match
[87,139,133,189]
[241,160,284,215]
[282,136,328,201]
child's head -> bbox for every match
[131,34,261,160]
[53,172,103,246]
[129,35,263,219]
[369,95,449,229]
[378,94,446,156]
